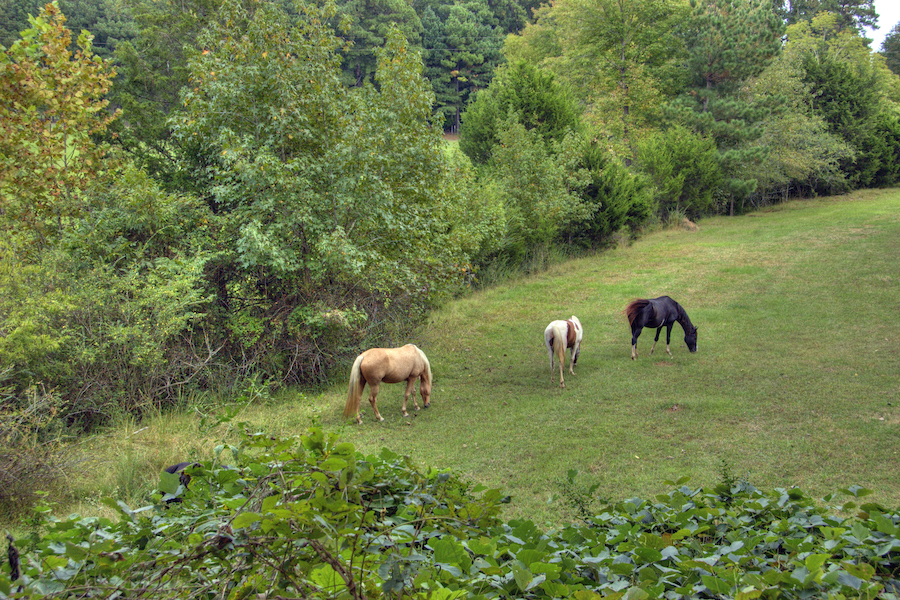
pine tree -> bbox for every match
[883,21,900,75]
[668,0,785,215]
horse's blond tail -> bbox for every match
[552,326,566,364]
[344,353,366,417]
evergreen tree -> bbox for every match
[778,0,877,34]
[459,60,579,164]
[883,21,900,75]
[529,0,688,156]
[788,13,894,189]
[0,0,43,48]
[667,0,784,215]
[417,0,505,132]
[335,0,422,87]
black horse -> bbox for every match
[626,296,697,360]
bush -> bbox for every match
[480,123,590,265]
[561,138,655,247]
[459,61,580,165]
[0,383,74,518]
[3,428,900,598]
[636,125,723,219]
[0,168,214,429]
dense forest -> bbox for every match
[2,0,900,444]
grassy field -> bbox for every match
[55,189,900,529]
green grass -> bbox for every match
[43,189,900,530]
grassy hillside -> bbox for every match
[59,189,900,529]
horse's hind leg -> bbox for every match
[368,383,385,422]
[631,327,641,360]
[401,378,417,417]
[547,340,556,383]
[557,347,566,388]
[650,327,663,355]
[354,381,367,424]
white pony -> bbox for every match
[543,316,583,388]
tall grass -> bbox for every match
[25,189,900,530]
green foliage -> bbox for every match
[665,0,785,213]
[418,0,508,132]
[563,138,655,246]
[336,0,423,87]
[779,0,878,33]
[742,50,854,201]
[0,167,213,427]
[801,52,882,187]
[555,469,606,523]
[0,1,120,246]
[482,122,589,262]
[506,0,689,154]
[636,125,722,219]
[169,0,490,378]
[459,60,580,164]
[868,111,900,186]
[4,427,900,598]
[884,22,900,75]
[109,0,224,191]
[787,12,900,191]
[1,427,507,598]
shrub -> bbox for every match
[459,61,580,165]
[636,125,723,219]
[3,428,900,599]
[561,138,655,247]
[0,384,74,518]
[481,123,590,264]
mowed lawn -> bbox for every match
[67,189,900,528]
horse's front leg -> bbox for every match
[402,378,418,417]
[665,325,674,356]
[420,377,431,409]
[368,383,385,422]
[650,327,663,355]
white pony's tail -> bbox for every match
[344,353,366,417]
[552,325,566,363]
[545,323,564,366]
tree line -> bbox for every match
[1,0,900,437]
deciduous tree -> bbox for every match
[0,2,119,246]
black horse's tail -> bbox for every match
[625,299,650,326]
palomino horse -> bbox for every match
[544,316,583,388]
[626,296,697,360]
[343,344,432,424]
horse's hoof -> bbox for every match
[423,403,430,409]
[560,383,566,388]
